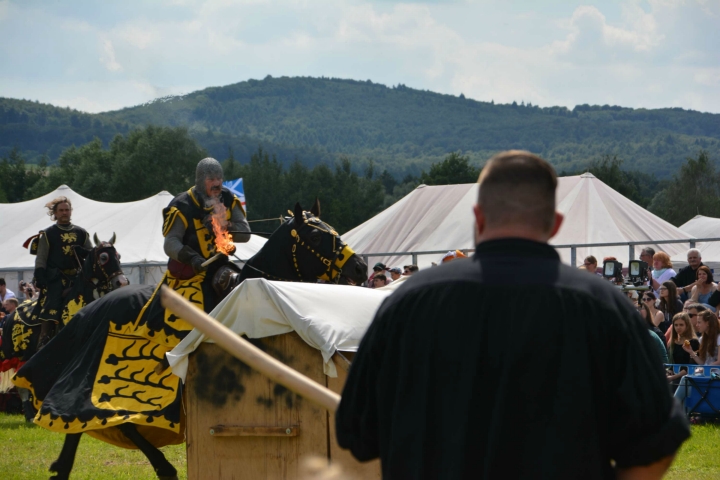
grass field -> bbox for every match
[0,413,718,479]
[0,414,186,479]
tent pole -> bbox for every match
[570,247,577,268]
[628,244,634,264]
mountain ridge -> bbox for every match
[2,75,719,177]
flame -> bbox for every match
[210,203,235,255]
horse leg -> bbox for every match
[117,423,178,480]
[49,433,82,480]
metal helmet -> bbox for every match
[194,157,224,203]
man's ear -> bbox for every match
[548,212,564,239]
[473,204,485,243]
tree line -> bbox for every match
[0,125,717,234]
[3,76,720,181]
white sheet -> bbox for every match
[166,277,408,381]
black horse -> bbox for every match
[13,201,367,480]
[37,233,129,347]
[1,235,127,421]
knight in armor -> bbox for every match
[32,197,91,325]
[136,158,251,346]
[163,157,250,284]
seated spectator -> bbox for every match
[372,274,387,289]
[640,301,665,339]
[403,265,418,276]
[0,298,18,329]
[674,310,720,410]
[641,292,664,329]
[441,250,467,263]
[683,310,720,365]
[666,312,700,384]
[368,263,387,287]
[582,255,598,274]
[689,266,718,312]
[388,267,402,281]
[651,252,676,296]
[672,249,705,302]
[0,278,15,303]
[659,281,683,333]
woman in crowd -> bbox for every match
[659,281,683,333]
[682,310,720,366]
[651,252,676,296]
[689,266,718,312]
[641,291,664,330]
[674,310,720,410]
[666,312,700,385]
[640,301,665,338]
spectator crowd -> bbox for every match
[581,248,720,411]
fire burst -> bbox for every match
[210,204,235,255]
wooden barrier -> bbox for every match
[185,333,381,480]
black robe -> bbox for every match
[336,239,690,479]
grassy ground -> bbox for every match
[0,413,719,478]
[0,414,186,479]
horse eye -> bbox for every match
[99,252,109,265]
[310,232,322,245]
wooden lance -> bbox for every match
[159,285,341,413]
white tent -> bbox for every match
[0,185,267,296]
[342,173,694,270]
[673,215,720,271]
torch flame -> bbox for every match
[210,204,235,255]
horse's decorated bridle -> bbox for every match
[73,242,126,294]
[92,242,126,291]
[245,211,354,284]
[289,212,355,283]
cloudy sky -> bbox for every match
[1,0,718,114]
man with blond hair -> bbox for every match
[32,196,91,325]
[337,151,689,479]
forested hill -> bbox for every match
[3,76,720,177]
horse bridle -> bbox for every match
[246,213,355,284]
[74,243,126,291]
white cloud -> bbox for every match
[0,0,718,114]
[99,39,123,72]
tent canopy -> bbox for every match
[674,215,720,270]
[0,185,266,271]
[342,173,694,269]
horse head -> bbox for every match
[75,233,129,294]
[258,199,367,285]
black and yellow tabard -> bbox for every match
[33,224,90,324]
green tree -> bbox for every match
[419,152,479,185]
[0,147,46,202]
[648,151,720,226]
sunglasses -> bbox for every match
[689,313,698,318]
[643,297,654,302]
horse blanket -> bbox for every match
[13,284,187,449]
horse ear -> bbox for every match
[310,197,321,217]
[109,232,116,245]
[93,233,100,246]
[293,202,304,222]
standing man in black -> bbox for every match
[336,151,689,479]
[33,196,91,325]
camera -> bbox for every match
[602,259,650,293]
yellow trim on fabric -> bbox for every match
[231,196,246,218]
[187,187,200,207]
[162,207,187,236]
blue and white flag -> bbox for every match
[223,178,247,211]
